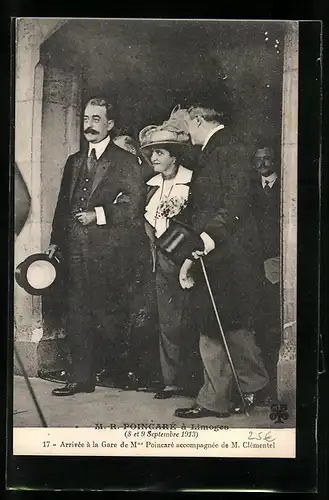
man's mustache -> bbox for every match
[84,128,99,135]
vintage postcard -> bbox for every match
[12,17,299,459]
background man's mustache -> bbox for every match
[84,128,98,134]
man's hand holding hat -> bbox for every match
[46,244,59,260]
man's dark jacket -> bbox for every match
[50,141,149,312]
[250,174,280,260]
[189,128,263,331]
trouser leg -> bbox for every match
[192,258,268,407]
[90,283,132,380]
[155,254,187,386]
[196,329,269,412]
[66,254,94,385]
[227,329,269,395]
[196,334,232,413]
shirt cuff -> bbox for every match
[94,206,107,225]
[200,232,215,254]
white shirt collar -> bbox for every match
[88,135,110,159]
[145,165,192,238]
[261,172,278,188]
[146,165,193,187]
[201,124,225,151]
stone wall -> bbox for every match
[14,19,67,375]
[278,23,298,405]
[37,62,81,372]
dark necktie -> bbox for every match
[87,148,97,171]
[263,180,271,193]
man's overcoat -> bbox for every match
[50,142,148,373]
[190,129,263,332]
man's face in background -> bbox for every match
[254,147,275,177]
[83,104,114,144]
[184,115,205,146]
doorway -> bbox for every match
[38,19,285,373]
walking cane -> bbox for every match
[156,218,249,415]
[14,345,48,427]
[199,257,249,416]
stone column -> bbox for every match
[40,65,81,251]
[14,22,43,376]
[37,63,81,373]
[14,19,67,375]
[277,22,298,405]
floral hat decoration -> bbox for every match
[139,105,191,150]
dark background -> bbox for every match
[41,19,284,154]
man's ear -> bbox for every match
[107,120,115,131]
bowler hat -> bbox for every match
[15,253,60,296]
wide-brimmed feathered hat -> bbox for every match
[139,105,191,150]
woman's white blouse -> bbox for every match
[144,165,193,238]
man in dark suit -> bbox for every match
[174,105,269,418]
[48,97,148,396]
[250,145,281,402]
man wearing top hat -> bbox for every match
[168,105,269,418]
[47,97,148,396]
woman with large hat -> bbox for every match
[139,120,197,399]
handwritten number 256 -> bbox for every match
[248,431,275,442]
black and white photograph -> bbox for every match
[12,18,298,457]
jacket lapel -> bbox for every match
[89,144,113,199]
[69,151,87,202]
[146,185,160,206]
[199,128,230,162]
